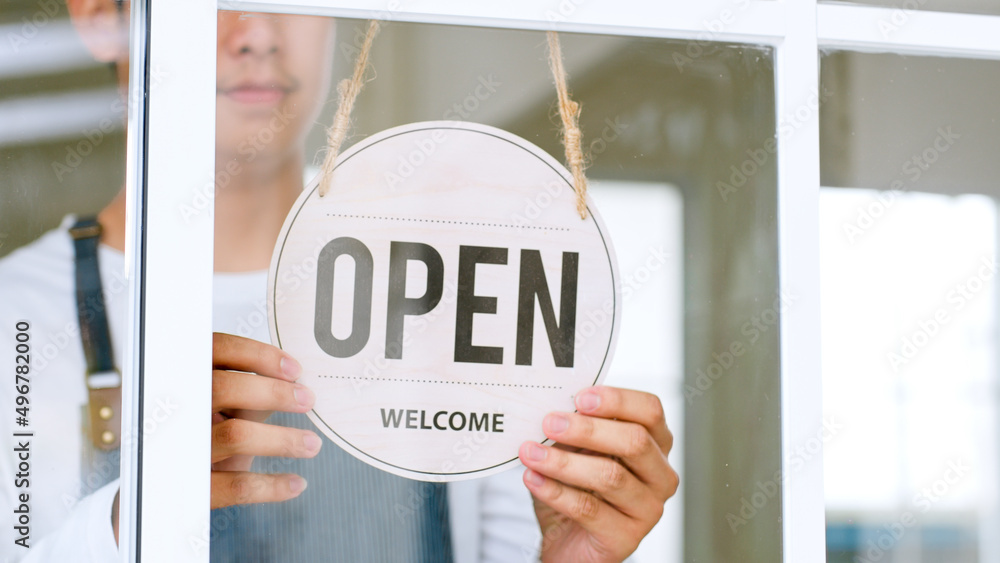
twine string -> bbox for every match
[318,20,381,197]
[546,30,589,220]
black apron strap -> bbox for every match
[70,217,122,451]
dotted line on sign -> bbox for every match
[326,214,569,232]
[320,375,563,390]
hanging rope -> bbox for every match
[546,30,589,220]
[318,20,381,197]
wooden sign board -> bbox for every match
[268,121,620,481]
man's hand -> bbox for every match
[518,386,678,563]
[210,333,322,509]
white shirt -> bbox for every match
[0,217,539,562]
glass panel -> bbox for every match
[820,51,1000,562]
[820,0,1000,17]
[0,1,125,255]
[204,12,779,562]
[0,0,130,559]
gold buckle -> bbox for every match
[69,223,103,240]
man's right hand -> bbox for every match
[209,333,322,508]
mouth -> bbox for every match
[219,82,292,105]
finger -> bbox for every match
[211,471,307,509]
[213,370,315,413]
[518,441,660,521]
[522,468,635,555]
[541,412,673,496]
[210,414,255,473]
[212,418,322,463]
[574,387,673,454]
[213,332,302,381]
[211,454,254,473]
[217,409,271,424]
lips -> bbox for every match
[220,83,291,105]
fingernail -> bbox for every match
[281,356,302,380]
[303,433,322,453]
[293,385,315,408]
[545,413,569,435]
[527,442,547,462]
[289,476,307,494]
[524,469,545,487]
[576,390,601,412]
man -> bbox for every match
[0,1,678,561]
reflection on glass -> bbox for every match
[0,0,124,256]
[1,0,129,561]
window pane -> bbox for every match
[821,51,1000,562]
[205,12,779,562]
[1,2,125,256]
[1,0,129,560]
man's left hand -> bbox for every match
[518,386,678,563]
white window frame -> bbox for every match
[118,1,1000,561]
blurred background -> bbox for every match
[0,0,126,256]
[820,49,1000,563]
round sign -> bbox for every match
[268,121,620,481]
